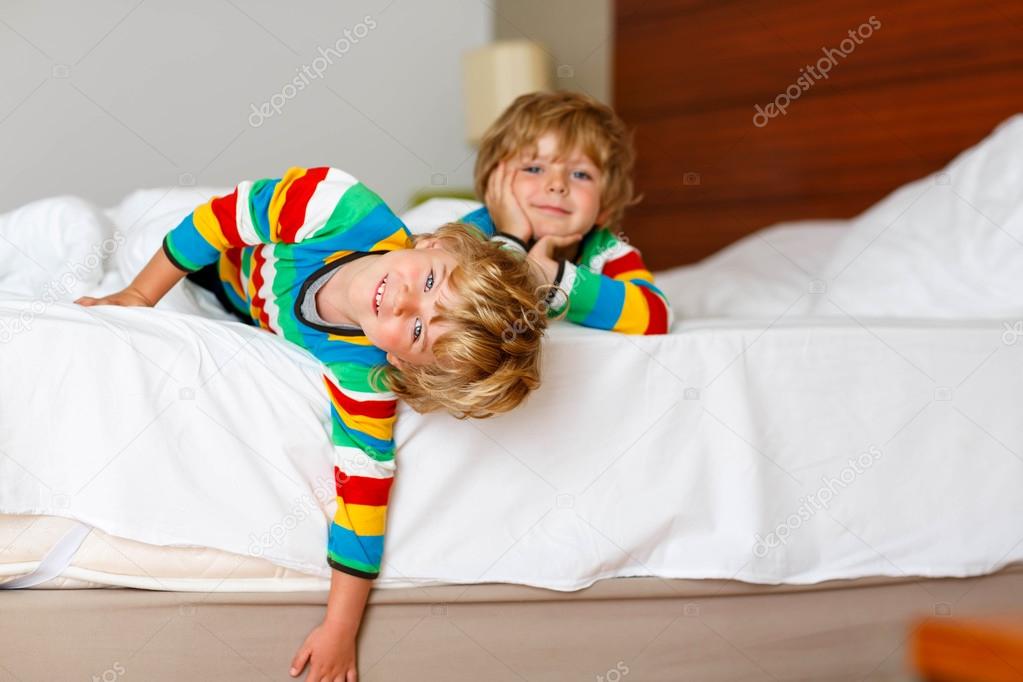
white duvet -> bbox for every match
[1,115,1021,591]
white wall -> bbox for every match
[0,0,492,213]
[493,0,612,104]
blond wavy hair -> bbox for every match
[474,90,639,230]
[373,222,549,419]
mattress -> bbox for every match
[3,310,1021,592]
[0,513,322,590]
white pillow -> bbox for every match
[106,187,230,281]
[810,114,1023,318]
[104,186,237,319]
[0,196,116,301]
[399,197,482,234]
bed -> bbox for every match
[4,2,1023,681]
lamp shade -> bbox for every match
[462,40,552,146]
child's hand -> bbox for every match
[289,620,358,682]
[527,233,583,284]
[75,286,154,308]
[485,160,534,244]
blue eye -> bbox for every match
[573,170,592,180]
[412,270,435,344]
[522,165,541,174]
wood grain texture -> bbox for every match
[614,0,1023,270]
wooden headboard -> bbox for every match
[614,0,1023,270]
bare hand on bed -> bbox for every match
[528,233,582,283]
[74,286,154,308]
[485,160,533,244]
[289,619,358,681]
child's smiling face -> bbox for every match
[323,240,462,370]
[509,131,606,240]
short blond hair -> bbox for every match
[374,222,549,419]
[474,90,638,229]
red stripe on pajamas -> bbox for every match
[249,245,271,329]
[278,167,329,243]
[335,469,393,505]
[638,284,668,334]
[325,379,397,420]
[210,189,241,247]
[603,251,645,279]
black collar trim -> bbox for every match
[293,250,388,336]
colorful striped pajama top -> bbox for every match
[459,207,673,334]
[162,166,409,580]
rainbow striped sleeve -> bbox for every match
[322,362,397,579]
[553,228,673,335]
[162,166,377,272]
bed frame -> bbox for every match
[4,2,1023,680]
[616,0,1023,270]
[4,564,1022,680]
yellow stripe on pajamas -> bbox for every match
[614,284,650,333]
[333,503,387,535]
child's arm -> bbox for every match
[291,365,395,680]
[289,568,371,679]
[80,167,405,680]
[79,166,387,307]
[459,204,532,255]
[482,160,533,246]
[534,227,673,335]
[460,162,538,258]
[76,247,187,308]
